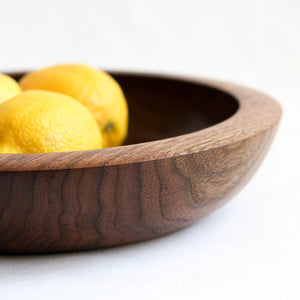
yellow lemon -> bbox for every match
[0,90,103,154]
[20,64,128,148]
[0,73,22,104]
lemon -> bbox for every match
[0,90,103,154]
[0,73,22,104]
[20,64,128,148]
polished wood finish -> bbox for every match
[0,72,281,253]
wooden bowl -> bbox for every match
[0,72,281,254]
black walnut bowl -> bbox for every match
[0,72,281,253]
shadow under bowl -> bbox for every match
[0,72,281,253]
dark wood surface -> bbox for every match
[0,72,281,253]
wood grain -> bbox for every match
[0,72,281,253]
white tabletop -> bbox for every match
[0,0,299,299]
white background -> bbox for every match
[0,0,299,299]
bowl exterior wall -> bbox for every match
[0,124,277,253]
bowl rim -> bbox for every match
[0,71,282,172]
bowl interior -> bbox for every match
[12,72,239,146]
[114,74,239,145]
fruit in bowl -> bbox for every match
[0,73,22,104]
[0,64,128,154]
[0,90,103,153]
